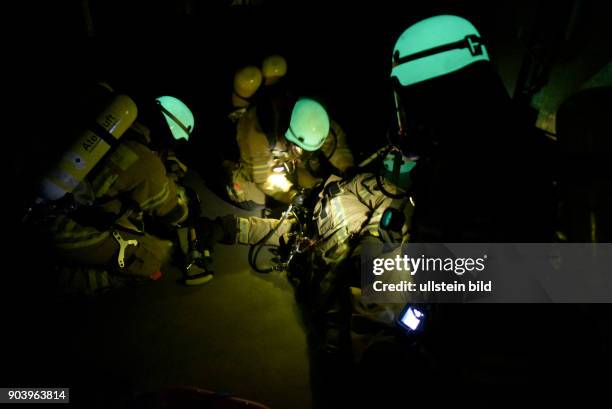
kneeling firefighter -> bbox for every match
[226,92,354,210]
[27,85,217,292]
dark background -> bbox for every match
[5,0,612,407]
[12,0,611,200]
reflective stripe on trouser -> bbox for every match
[237,216,293,246]
[54,231,172,277]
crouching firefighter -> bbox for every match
[218,145,416,349]
[25,86,215,293]
[226,91,354,210]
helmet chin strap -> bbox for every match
[157,101,192,138]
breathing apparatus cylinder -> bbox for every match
[38,94,138,201]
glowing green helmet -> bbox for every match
[285,98,330,151]
[391,15,490,87]
[155,96,194,141]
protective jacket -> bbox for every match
[47,122,185,278]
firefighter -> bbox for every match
[345,15,556,405]
[217,148,415,349]
[37,86,211,293]
[390,14,549,241]
[226,94,354,210]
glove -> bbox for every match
[196,215,238,247]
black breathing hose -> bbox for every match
[248,199,300,273]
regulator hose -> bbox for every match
[248,192,304,273]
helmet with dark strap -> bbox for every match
[391,15,490,88]
[155,96,194,142]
